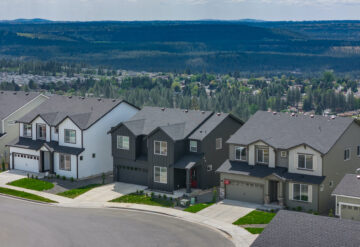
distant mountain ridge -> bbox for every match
[0,18,53,24]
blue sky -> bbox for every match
[1,0,359,21]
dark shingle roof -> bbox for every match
[114,107,213,141]
[251,210,360,247]
[216,160,325,184]
[18,95,134,130]
[0,91,43,120]
[173,154,204,169]
[227,111,354,154]
[332,174,360,198]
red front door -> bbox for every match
[190,168,197,188]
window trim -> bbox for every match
[216,138,222,150]
[154,141,167,156]
[292,183,309,202]
[297,153,313,170]
[36,123,47,140]
[23,124,32,138]
[64,129,76,144]
[235,146,247,161]
[59,153,71,171]
[256,147,269,164]
[280,151,287,158]
[154,166,167,184]
[344,148,350,161]
[189,140,197,152]
[117,135,130,150]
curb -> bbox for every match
[0,192,56,205]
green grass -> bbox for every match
[244,228,264,234]
[233,210,276,225]
[110,193,174,208]
[8,178,54,191]
[184,202,214,213]
[0,187,57,203]
[57,184,101,199]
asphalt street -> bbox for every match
[0,196,234,247]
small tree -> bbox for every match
[212,187,218,203]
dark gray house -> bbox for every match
[217,111,360,214]
[109,106,243,193]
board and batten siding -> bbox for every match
[111,125,136,161]
[58,118,82,148]
[31,116,51,142]
[53,152,77,179]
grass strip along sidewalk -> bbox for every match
[8,178,54,191]
[0,187,57,203]
[57,184,101,198]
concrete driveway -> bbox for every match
[197,199,258,224]
[0,170,28,185]
[74,182,147,203]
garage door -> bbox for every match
[341,204,360,221]
[14,153,39,173]
[226,181,264,204]
[117,165,148,186]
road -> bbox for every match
[0,196,234,247]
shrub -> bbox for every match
[158,194,162,199]
[313,211,319,215]
[139,190,143,195]
[170,197,173,201]
[151,192,155,198]
[70,177,74,182]
[212,187,218,203]
[31,174,34,179]
[1,158,5,171]
[27,173,30,178]
[35,176,38,180]
[296,206,302,212]
[163,194,167,199]
[62,176,66,181]
[328,209,334,217]
[56,175,60,179]
[102,173,106,184]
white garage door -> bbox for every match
[226,181,264,204]
[14,153,39,173]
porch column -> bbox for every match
[186,168,191,193]
[50,152,54,174]
[264,180,270,204]
[278,181,284,206]
[39,151,43,173]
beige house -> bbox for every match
[332,174,360,221]
[0,91,48,163]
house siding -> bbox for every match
[111,125,136,161]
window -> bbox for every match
[293,184,309,202]
[23,124,32,138]
[344,149,350,161]
[117,136,130,150]
[357,146,360,156]
[235,146,247,161]
[298,154,313,170]
[190,140,197,152]
[154,166,167,184]
[79,156,83,161]
[280,151,287,158]
[207,164,213,171]
[59,154,71,171]
[154,141,167,156]
[92,153,96,158]
[64,129,76,144]
[329,180,334,188]
[37,124,46,140]
[257,147,269,164]
[216,138,222,150]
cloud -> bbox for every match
[228,0,360,5]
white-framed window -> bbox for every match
[344,149,350,161]
[216,138,222,150]
[293,184,309,202]
[59,154,71,171]
[154,141,167,156]
[235,146,247,161]
[23,124,32,138]
[257,147,269,164]
[117,135,130,150]
[154,166,167,184]
[207,164,213,171]
[298,154,313,170]
[190,140,197,152]
[37,124,46,140]
[280,151,287,158]
[64,129,76,144]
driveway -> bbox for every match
[0,170,28,185]
[197,199,258,223]
[73,182,147,203]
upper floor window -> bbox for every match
[344,149,350,161]
[257,147,269,164]
[190,140,197,152]
[154,166,167,184]
[37,124,46,140]
[117,135,130,150]
[216,138,222,150]
[23,124,32,138]
[59,154,71,171]
[64,129,76,144]
[293,183,309,202]
[235,146,247,161]
[298,154,313,170]
[154,141,167,156]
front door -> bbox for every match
[190,168,197,188]
[269,181,278,203]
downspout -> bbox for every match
[76,155,79,180]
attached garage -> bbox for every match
[13,153,39,173]
[116,165,148,186]
[341,204,360,221]
[225,180,264,204]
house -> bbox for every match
[0,91,48,163]
[7,95,139,179]
[217,111,360,214]
[108,107,243,193]
[332,173,360,221]
[251,210,360,247]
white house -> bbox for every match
[7,95,139,179]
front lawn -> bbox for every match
[184,202,214,213]
[8,178,54,191]
[244,227,264,234]
[57,184,101,198]
[110,193,174,207]
[233,210,276,225]
[0,187,57,203]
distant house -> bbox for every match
[332,174,360,221]
[0,91,48,163]
[7,95,139,179]
[251,210,360,247]
[109,107,243,193]
[217,111,360,214]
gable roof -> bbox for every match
[227,111,354,154]
[18,95,138,130]
[110,107,213,141]
[251,210,360,247]
[0,91,44,120]
[332,173,360,198]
